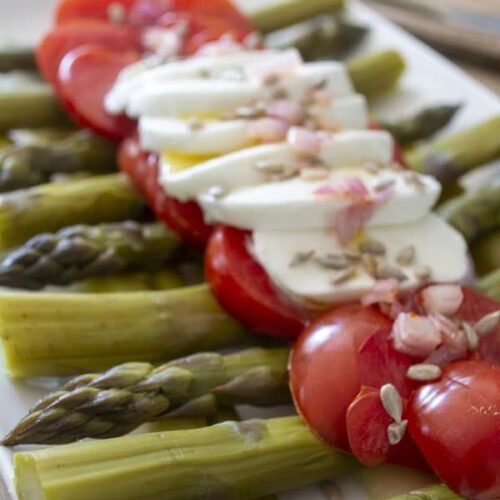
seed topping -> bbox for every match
[290,250,315,268]
[396,246,415,266]
[376,264,408,282]
[407,363,442,382]
[474,310,500,337]
[359,240,386,256]
[380,384,403,423]
[387,420,408,445]
[331,268,356,285]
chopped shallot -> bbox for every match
[265,100,305,125]
[392,312,442,358]
[142,27,183,58]
[287,127,324,155]
[429,313,467,352]
[421,284,464,316]
[361,279,400,306]
[196,36,245,57]
[247,118,288,143]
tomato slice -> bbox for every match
[290,305,392,450]
[55,0,254,34]
[205,225,306,340]
[409,361,500,499]
[37,20,141,85]
[119,136,213,246]
[57,46,138,141]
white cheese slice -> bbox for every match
[251,214,469,307]
[126,61,355,118]
[140,95,368,154]
[198,167,440,230]
[106,50,282,114]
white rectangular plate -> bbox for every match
[1,1,499,499]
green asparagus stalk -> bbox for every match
[0,72,68,131]
[0,46,36,72]
[244,0,345,34]
[471,231,500,276]
[2,348,290,445]
[406,115,500,187]
[348,50,406,99]
[438,181,500,243]
[0,221,180,290]
[382,104,461,146]
[388,483,463,499]
[265,15,369,61]
[14,416,358,500]
[0,174,144,249]
[0,284,250,378]
[475,269,500,302]
[0,129,117,192]
[73,269,185,293]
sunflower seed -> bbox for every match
[235,106,264,120]
[415,265,432,281]
[188,119,205,131]
[315,254,351,270]
[373,179,396,192]
[462,321,479,351]
[405,172,427,191]
[313,78,328,90]
[363,162,381,174]
[376,264,408,282]
[254,160,286,175]
[331,268,356,285]
[474,310,500,337]
[300,167,329,182]
[396,246,415,266]
[290,251,315,268]
[361,254,379,276]
[380,384,403,423]
[273,88,289,100]
[108,2,126,24]
[263,74,280,86]
[387,420,408,445]
[407,364,442,382]
[359,240,386,256]
[343,249,362,262]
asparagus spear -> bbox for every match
[0,46,36,72]
[406,115,500,187]
[265,15,369,61]
[0,221,180,290]
[0,129,117,192]
[438,181,500,243]
[471,231,500,276]
[0,72,68,131]
[3,348,290,445]
[348,50,406,99]
[73,269,185,293]
[388,483,463,499]
[0,284,250,378]
[243,0,345,34]
[382,104,461,146]
[0,173,144,249]
[475,269,500,302]
[14,416,358,500]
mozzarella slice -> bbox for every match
[251,214,469,307]
[161,130,396,201]
[141,96,368,155]
[198,167,440,230]
[106,50,282,114]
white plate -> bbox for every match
[0,1,499,499]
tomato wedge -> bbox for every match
[55,0,136,25]
[57,46,138,141]
[409,361,500,500]
[290,305,392,450]
[37,20,141,85]
[119,136,213,246]
[205,225,305,340]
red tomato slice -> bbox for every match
[409,361,500,499]
[346,386,427,470]
[118,136,213,246]
[358,328,420,399]
[57,46,138,141]
[290,305,392,450]
[37,20,141,85]
[205,225,306,340]
[56,0,254,34]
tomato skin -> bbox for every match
[205,225,306,340]
[57,46,138,141]
[55,0,137,25]
[290,306,392,450]
[37,20,141,85]
[118,136,213,246]
[408,361,500,499]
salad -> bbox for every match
[0,0,498,499]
